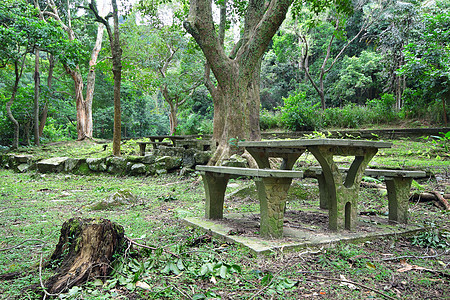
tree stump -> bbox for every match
[43,218,125,294]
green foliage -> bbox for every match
[176,112,213,135]
[412,223,450,249]
[280,91,321,131]
[366,94,399,123]
[41,117,76,142]
[322,104,366,128]
[331,51,384,105]
[259,108,282,130]
[421,131,450,152]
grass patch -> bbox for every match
[0,138,449,299]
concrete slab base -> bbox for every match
[183,210,422,255]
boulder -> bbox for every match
[106,157,127,174]
[86,158,107,172]
[37,157,70,173]
[129,163,147,175]
[89,190,138,210]
[155,156,182,171]
[194,151,211,165]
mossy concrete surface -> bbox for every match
[183,211,423,255]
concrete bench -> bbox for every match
[304,167,427,223]
[196,165,303,238]
[137,141,172,156]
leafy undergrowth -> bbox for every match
[0,164,448,299]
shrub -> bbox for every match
[177,113,213,135]
[367,94,399,124]
[322,103,368,128]
[41,117,76,142]
[260,108,282,130]
[279,92,321,131]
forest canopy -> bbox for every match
[0,0,448,149]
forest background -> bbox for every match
[0,0,449,150]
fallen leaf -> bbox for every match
[339,274,357,290]
[136,281,151,290]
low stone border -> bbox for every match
[0,146,212,176]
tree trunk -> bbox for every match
[6,59,26,149]
[34,48,40,146]
[185,0,291,164]
[209,62,262,165]
[89,0,122,156]
[42,218,125,294]
[39,53,54,137]
[168,102,178,135]
[111,0,122,156]
[85,23,105,138]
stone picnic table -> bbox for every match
[238,138,393,231]
[139,135,213,155]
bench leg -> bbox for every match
[316,173,330,209]
[255,177,293,238]
[385,177,412,224]
[202,173,230,219]
[139,144,146,156]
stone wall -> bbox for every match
[262,127,450,141]
[0,146,211,176]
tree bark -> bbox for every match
[185,0,292,164]
[42,218,125,294]
[85,23,105,138]
[39,53,54,137]
[6,58,26,149]
[89,0,122,156]
[111,0,122,156]
[34,48,40,146]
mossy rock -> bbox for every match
[89,190,138,210]
[75,162,91,175]
[86,158,107,172]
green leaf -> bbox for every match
[219,265,228,278]
[261,272,273,285]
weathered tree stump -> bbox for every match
[43,218,125,294]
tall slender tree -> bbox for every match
[44,0,105,140]
[90,0,123,156]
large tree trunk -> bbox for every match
[42,218,125,294]
[209,68,261,165]
[168,102,178,135]
[89,0,122,156]
[111,0,122,156]
[185,0,291,165]
[63,66,88,140]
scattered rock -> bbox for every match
[89,189,138,210]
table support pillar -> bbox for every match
[308,146,377,231]
[201,173,230,219]
[255,177,293,238]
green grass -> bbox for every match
[0,137,449,299]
